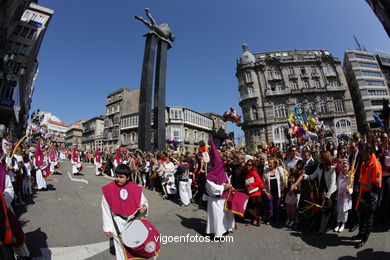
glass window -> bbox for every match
[247,85,254,95]
[304,80,310,89]
[300,66,306,74]
[366,80,385,86]
[334,99,345,112]
[361,71,382,77]
[288,67,295,75]
[292,81,299,90]
[13,25,22,36]
[274,102,288,119]
[20,27,29,38]
[27,29,37,39]
[358,62,379,68]
[315,80,321,88]
[355,54,375,60]
[319,100,328,113]
[311,65,317,73]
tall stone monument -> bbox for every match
[135,8,174,151]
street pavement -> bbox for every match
[16,161,390,260]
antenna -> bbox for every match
[353,35,362,51]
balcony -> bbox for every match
[326,84,344,92]
[311,72,320,78]
[264,88,290,97]
[267,74,282,81]
[239,93,258,103]
[288,73,298,80]
[300,72,309,79]
[324,71,337,77]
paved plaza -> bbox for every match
[17,161,390,260]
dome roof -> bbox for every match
[239,43,256,65]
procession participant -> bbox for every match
[49,146,61,175]
[348,141,362,232]
[205,137,234,239]
[33,140,47,191]
[22,154,33,197]
[101,164,149,260]
[353,143,382,248]
[12,147,25,206]
[94,147,103,176]
[71,148,83,176]
[113,149,121,178]
[334,160,353,233]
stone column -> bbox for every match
[138,34,158,152]
[154,41,168,151]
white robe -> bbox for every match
[95,160,102,176]
[205,179,235,238]
[336,173,353,222]
[101,192,148,260]
[179,179,192,206]
[34,158,47,190]
[49,156,58,174]
[72,157,81,174]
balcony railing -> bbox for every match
[265,88,290,97]
[267,74,282,81]
[239,93,258,102]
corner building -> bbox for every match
[236,44,357,149]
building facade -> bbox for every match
[120,106,225,152]
[82,116,104,150]
[0,3,53,138]
[103,88,139,146]
[365,0,390,37]
[236,44,357,149]
[65,120,85,147]
[343,49,390,132]
[47,120,68,144]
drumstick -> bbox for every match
[303,200,323,208]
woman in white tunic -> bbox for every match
[71,148,82,175]
[205,137,234,238]
[94,147,102,176]
[335,160,353,233]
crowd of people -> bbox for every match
[1,129,390,258]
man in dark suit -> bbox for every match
[348,140,363,232]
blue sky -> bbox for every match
[32,0,390,138]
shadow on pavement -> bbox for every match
[25,227,51,258]
[338,248,390,259]
[176,214,207,236]
[290,232,356,249]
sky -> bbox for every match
[31,0,390,138]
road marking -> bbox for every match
[67,172,88,184]
[32,241,109,260]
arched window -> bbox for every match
[319,99,328,114]
[252,106,259,120]
[335,119,352,135]
[274,102,287,119]
[273,125,287,148]
[334,99,345,113]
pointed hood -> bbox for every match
[49,146,56,161]
[72,148,78,162]
[94,147,101,162]
[206,137,228,186]
[34,139,44,167]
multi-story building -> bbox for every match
[0,3,54,138]
[377,53,390,87]
[365,0,390,37]
[82,116,104,150]
[104,88,139,146]
[120,106,226,152]
[344,49,390,132]
[236,44,357,149]
[65,120,85,147]
[47,120,68,144]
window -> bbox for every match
[252,106,259,120]
[362,71,382,77]
[274,102,288,119]
[315,80,321,88]
[358,62,378,69]
[170,109,183,120]
[288,67,295,75]
[245,71,252,82]
[267,70,273,77]
[274,69,280,76]
[323,64,336,76]
[355,54,375,60]
[193,130,198,142]
[19,45,28,56]
[20,27,29,38]
[304,80,310,89]
[300,66,306,74]
[273,125,287,148]
[292,81,299,90]
[13,25,22,36]
[335,119,352,135]
[247,85,254,96]
[27,29,37,39]
[171,125,182,140]
[368,90,388,96]
[366,80,385,86]
[371,100,383,106]
[253,129,261,142]
[311,65,317,73]
[319,100,328,113]
[334,99,345,112]
[184,129,188,139]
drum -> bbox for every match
[224,190,249,217]
[77,163,83,172]
[54,161,60,169]
[121,218,160,259]
[99,164,105,172]
[43,167,51,178]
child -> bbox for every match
[285,173,299,227]
[335,160,353,233]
